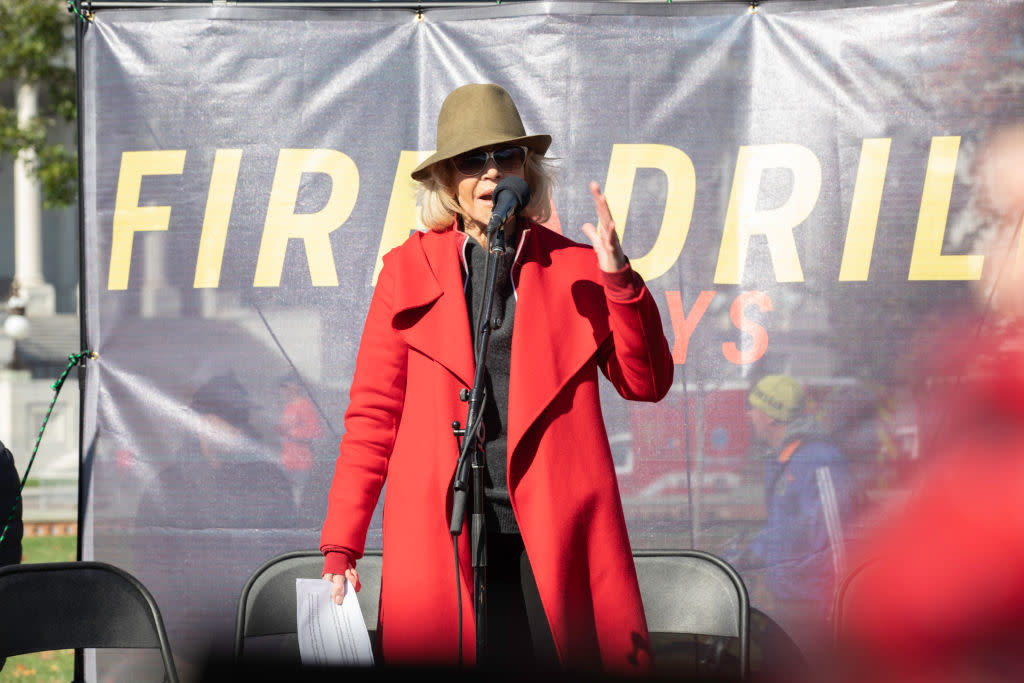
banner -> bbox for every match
[79,0,1024,674]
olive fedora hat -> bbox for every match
[411,83,552,181]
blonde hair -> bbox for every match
[417,152,557,232]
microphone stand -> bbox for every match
[450,222,508,667]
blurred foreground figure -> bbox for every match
[835,124,1024,683]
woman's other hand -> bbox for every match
[323,564,361,605]
[581,181,628,273]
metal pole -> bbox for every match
[86,0,757,8]
[74,13,89,683]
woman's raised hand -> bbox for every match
[580,181,627,273]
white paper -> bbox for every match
[296,578,375,667]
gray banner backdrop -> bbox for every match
[80,0,1023,677]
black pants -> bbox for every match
[480,533,559,671]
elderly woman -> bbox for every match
[320,83,673,673]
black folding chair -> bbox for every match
[0,561,179,682]
[234,549,382,662]
[634,549,750,680]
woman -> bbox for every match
[320,83,673,673]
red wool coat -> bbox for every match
[320,221,674,672]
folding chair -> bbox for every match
[832,557,880,648]
[234,549,382,662]
[634,549,750,680]
[0,561,179,683]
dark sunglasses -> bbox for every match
[451,145,528,176]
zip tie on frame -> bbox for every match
[67,0,94,23]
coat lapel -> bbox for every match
[389,230,475,389]
[388,225,611,456]
[508,226,612,459]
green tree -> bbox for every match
[0,0,77,208]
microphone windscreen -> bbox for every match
[494,176,531,210]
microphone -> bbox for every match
[485,176,531,238]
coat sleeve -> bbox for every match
[595,265,674,402]
[320,258,408,562]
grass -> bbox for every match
[12,534,77,564]
[0,534,77,683]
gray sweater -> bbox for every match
[464,239,519,534]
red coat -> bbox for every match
[836,323,1024,683]
[321,221,674,672]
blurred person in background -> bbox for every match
[276,377,323,507]
[136,373,297,532]
[133,374,297,675]
[731,374,856,663]
[835,124,1024,683]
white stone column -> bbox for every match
[13,82,55,316]
[140,232,181,318]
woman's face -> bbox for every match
[452,145,528,234]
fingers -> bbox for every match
[580,221,599,244]
[589,181,616,235]
[323,569,361,605]
[346,567,361,593]
[323,572,346,604]
[584,181,627,272]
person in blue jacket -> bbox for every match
[743,374,856,659]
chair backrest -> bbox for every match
[832,557,880,647]
[634,549,749,679]
[0,561,179,683]
[235,549,745,674]
[234,549,382,661]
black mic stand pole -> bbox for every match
[450,222,508,667]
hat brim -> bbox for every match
[411,133,552,181]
